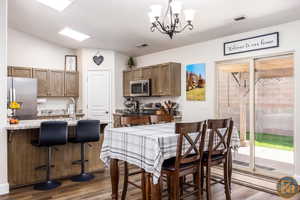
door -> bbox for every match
[49,70,64,96]
[217,53,295,177]
[87,70,111,122]
[32,69,49,97]
[65,72,79,97]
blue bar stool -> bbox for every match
[70,120,100,182]
[32,121,68,190]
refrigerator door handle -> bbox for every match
[9,88,13,102]
[13,88,16,102]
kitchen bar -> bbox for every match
[6,119,107,188]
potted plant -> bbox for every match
[127,57,135,70]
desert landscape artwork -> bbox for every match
[186,63,206,101]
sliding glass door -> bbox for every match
[216,54,294,177]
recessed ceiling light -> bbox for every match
[36,0,73,12]
[59,27,90,42]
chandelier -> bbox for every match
[148,0,195,39]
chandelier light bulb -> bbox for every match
[184,9,195,22]
[170,1,182,14]
[148,12,156,23]
[150,5,162,17]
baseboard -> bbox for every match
[0,183,9,195]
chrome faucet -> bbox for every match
[68,97,77,119]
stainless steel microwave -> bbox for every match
[130,80,151,97]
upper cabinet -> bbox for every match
[65,71,79,97]
[9,66,32,78]
[10,66,79,97]
[49,70,65,97]
[32,69,49,97]
[123,62,181,97]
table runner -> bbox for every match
[100,123,240,184]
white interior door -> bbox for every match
[87,70,111,122]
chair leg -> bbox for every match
[228,150,232,191]
[194,168,201,200]
[200,164,204,195]
[141,171,146,200]
[34,146,61,190]
[179,177,184,196]
[224,158,231,200]
[121,162,129,200]
[71,143,94,182]
[206,166,212,200]
[170,174,180,200]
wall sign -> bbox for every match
[224,32,279,56]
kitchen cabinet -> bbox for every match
[123,62,181,97]
[49,70,65,97]
[123,71,133,97]
[10,66,32,78]
[32,69,49,97]
[65,71,79,97]
[7,66,12,76]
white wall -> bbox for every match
[0,0,9,195]
[8,28,75,111]
[136,20,300,181]
[115,52,129,109]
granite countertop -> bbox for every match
[6,118,110,131]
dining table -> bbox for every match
[100,122,240,200]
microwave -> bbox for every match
[130,80,151,97]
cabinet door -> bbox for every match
[151,66,161,96]
[65,72,79,97]
[49,70,65,96]
[7,66,12,76]
[159,64,171,96]
[142,67,152,80]
[11,67,32,78]
[32,69,49,97]
[123,71,132,97]
[132,69,142,80]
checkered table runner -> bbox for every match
[100,122,240,184]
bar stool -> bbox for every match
[32,121,68,190]
[70,120,100,182]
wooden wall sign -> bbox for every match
[224,32,279,56]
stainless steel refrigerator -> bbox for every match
[7,77,37,120]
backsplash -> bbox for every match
[37,97,71,115]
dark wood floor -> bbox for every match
[0,171,285,200]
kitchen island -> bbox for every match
[6,119,108,188]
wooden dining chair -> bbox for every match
[150,114,174,124]
[201,119,234,200]
[120,115,150,200]
[161,121,207,200]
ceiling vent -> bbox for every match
[136,43,149,48]
[234,16,246,21]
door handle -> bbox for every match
[105,111,109,114]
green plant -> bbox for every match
[128,57,135,68]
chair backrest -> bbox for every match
[174,121,207,169]
[120,116,150,127]
[150,115,173,124]
[39,121,68,146]
[206,119,234,157]
[76,120,100,143]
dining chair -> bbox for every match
[201,119,234,200]
[120,115,151,200]
[150,114,174,124]
[161,121,207,200]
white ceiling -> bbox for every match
[8,0,300,56]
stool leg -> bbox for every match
[34,146,61,190]
[71,143,95,182]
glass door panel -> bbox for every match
[217,61,251,169]
[254,55,294,175]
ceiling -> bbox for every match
[8,0,300,56]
